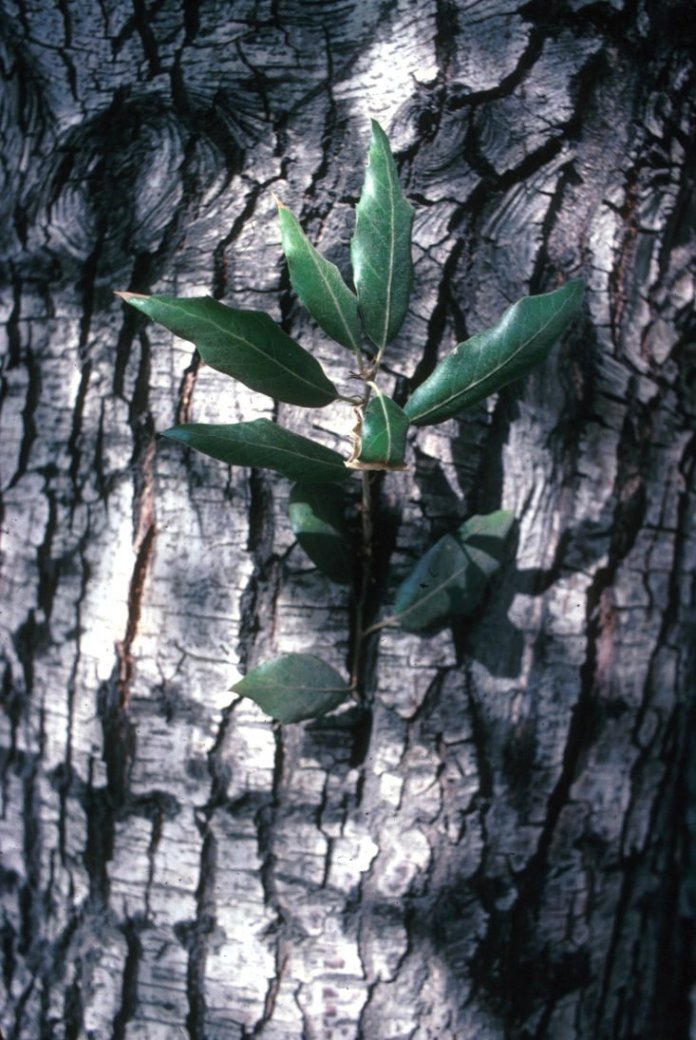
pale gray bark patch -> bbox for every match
[1,0,695,1038]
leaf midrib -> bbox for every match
[246,682,348,694]
[153,297,333,398]
[394,541,475,623]
[296,234,360,352]
[376,131,398,350]
[197,427,345,473]
[377,393,393,458]
[413,285,581,421]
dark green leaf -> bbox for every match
[392,510,514,631]
[277,201,362,353]
[233,653,350,723]
[162,419,350,483]
[288,483,354,584]
[404,280,585,426]
[116,292,338,408]
[351,120,414,350]
[349,391,408,470]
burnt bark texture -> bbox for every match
[1,1,695,1038]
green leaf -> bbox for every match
[288,483,354,584]
[116,292,338,408]
[233,653,350,723]
[457,510,515,573]
[351,120,414,350]
[276,201,362,353]
[349,390,408,470]
[392,510,514,631]
[404,280,585,426]
[162,419,350,483]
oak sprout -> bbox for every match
[117,119,584,724]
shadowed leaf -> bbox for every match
[393,510,514,631]
[288,483,354,584]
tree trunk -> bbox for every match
[1,1,694,1038]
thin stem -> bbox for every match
[362,615,396,638]
[350,469,374,697]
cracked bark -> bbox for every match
[1,1,695,1038]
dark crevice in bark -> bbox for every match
[83,758,114,905]
[181,0,200,46]
[57,528,90,868]
[433,0,459,75]
[18,757,41,959]
[112,0,164,75]
[4,268,23,369]
[407,238,467,394]
[348,708,373,770]
[636,716,691,1040]
[300,27,338,204]
[254,726,285,992]
[175,350,200,426]
[66,359,92,502]
[97,665,136,813]
[111,916,144,1040]
[34,487,58,620]
[530,159,585,291]
[451,46,607,241]
[449,28,544,110]
[116,519,156,705]
[211,170,286,301]
[11,612,44,725]
[236,467,278,672]
[7,977,35,1040]
[462,661,494,806]
[182,828,216,1040]
[54,0,77,100]
[63,973,83,1040]
[8,344,40,491]
[204,701,240,813]
[656,134,696,279]
[468,393,511,518]
[251,942,288,1037]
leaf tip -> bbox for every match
[116,291,149,309]
[160,425,187,444]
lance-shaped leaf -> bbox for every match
[233,653,350,723]
[348,391,408,470]
[116,292,338,408]
[392,510,514,631]
[288,483,354,584]
[277,201,362,353]
[404,280,585,426]
[351,120,414,350]
[162,418,350,483]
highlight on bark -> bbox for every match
[117,120,584,723]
